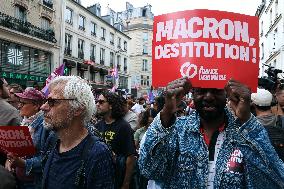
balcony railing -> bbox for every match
[0,11,56,43]
[64,48,72,56]
[43,0,53,9]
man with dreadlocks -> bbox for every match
[95,91,136,189]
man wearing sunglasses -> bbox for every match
[139,77,284,189]
[40,76,115,189]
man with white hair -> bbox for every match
[40,76,115,189]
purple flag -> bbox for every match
[41,63,65,96]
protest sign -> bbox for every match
[0,126,35,157]
[152,9,259,91]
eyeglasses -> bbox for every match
[96,99,107,105]
[19,101,33,106]
[45,98,76,107]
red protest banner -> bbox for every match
[152,9,259,91]
[0,126,36,157]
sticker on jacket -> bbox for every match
[225,149,244,174]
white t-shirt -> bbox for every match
[131,103,145,114]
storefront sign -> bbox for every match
[152,9,259,91]
[8,48,23,66]
[0,71,46,82]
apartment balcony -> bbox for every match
[0,11,56,43]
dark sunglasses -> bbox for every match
[96,99,107,104]
[45,98,76,107]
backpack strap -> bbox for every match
[74,135,100,188]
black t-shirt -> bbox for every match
[95,118,136,156]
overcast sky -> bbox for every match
[81,0,262,16]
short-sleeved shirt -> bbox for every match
[44,135,115,189]
[95,118,136,156]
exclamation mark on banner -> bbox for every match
[252,48,256,63]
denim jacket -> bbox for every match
[139,109,284,189]
[24,112,55,189]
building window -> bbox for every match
[275,0,278,17]
[110,52,114,67]
[273,59,277,67]
[273,28,277,50]
[140,75,149,86]
[41,17,50,30]
[119,76,128,89]
[117,37,121,49]
[110,33,114,45]
[117,55,121,71]
[142,9,147,17]
[261,43,264,60]
[64,33,72,56]
[91,22,97,36]
[124,58,127,72]
[100,48,105,64]
[90,44,96,62]
[43,0,53,9]
[142,59,148,71]
[79,15,85,31]
[100,74,104,83]
[65,7,73,24]
[270,8,273,25]
[101,27,106,40]
[124,41,127,51]
[91,72,96,81]
[143,45,148,54]
[15,5,27,22]
[143,32,148,41]
[78,39,84,59]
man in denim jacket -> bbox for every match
[139,78,284,189]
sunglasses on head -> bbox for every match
[45,98,76,107]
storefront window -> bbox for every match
[0,39,51,87]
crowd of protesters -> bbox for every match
[0,76,284,189]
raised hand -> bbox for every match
[225,79,251,124]
[161,77,192,128]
